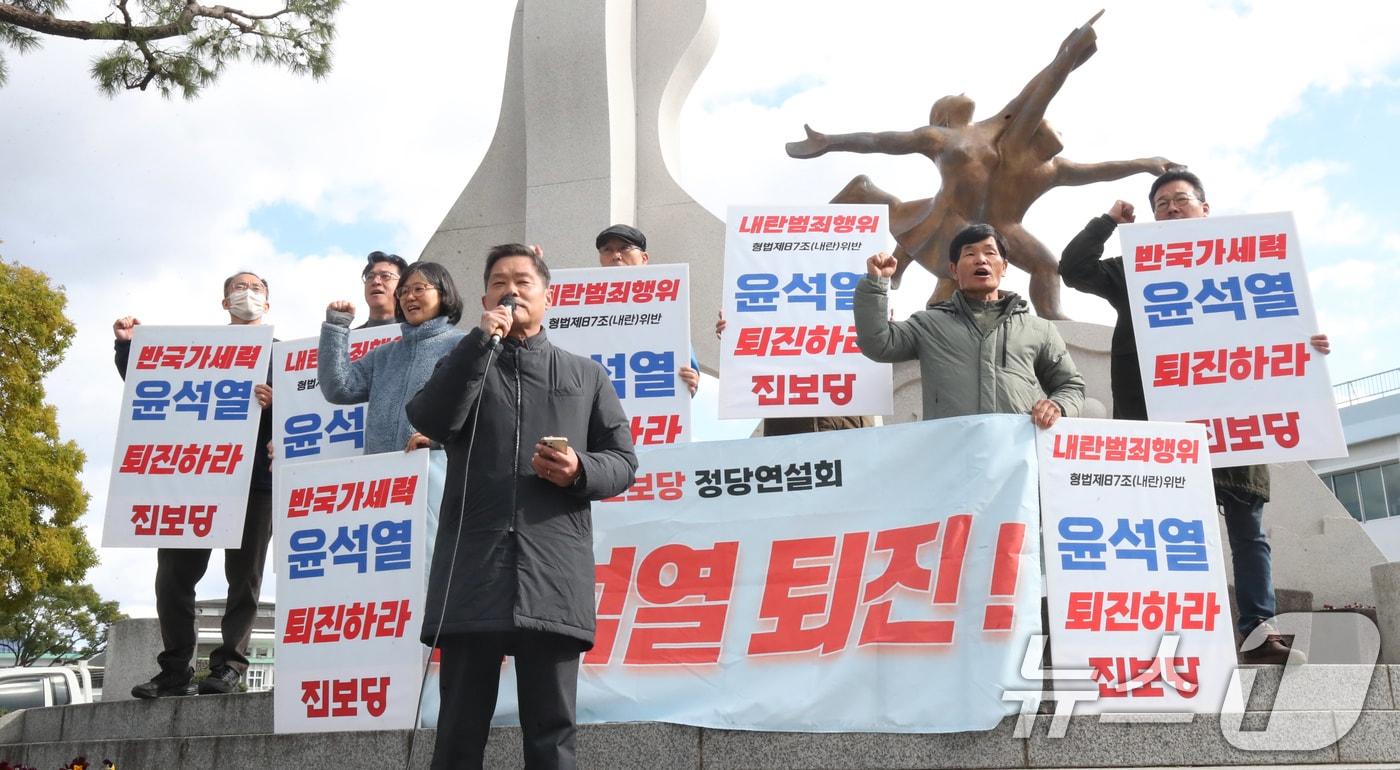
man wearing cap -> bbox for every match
[595,224,700,396]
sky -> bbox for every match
[3,0,1399,617]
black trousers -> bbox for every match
[154,487,273,675]
[430,630,581,770]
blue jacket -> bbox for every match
[318,313,466,454]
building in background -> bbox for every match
[194,599,277,692]
[1312,368,1400,559]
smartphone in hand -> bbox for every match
[540,436,569,453]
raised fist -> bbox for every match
[866,252,898,279]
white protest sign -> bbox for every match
[488,416,1041,733]
[105,325,272,548]
[546,265,692,445]
[1039,417,1243,714]
[1119,212,1345,467]
[271,325,403,465]
[273,450,429,734]
[720,204,893,419]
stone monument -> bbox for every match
[420,0,728,372]
[420,0,1384,610]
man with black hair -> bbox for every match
[1059,169,1331,665]
[358,250,410,329]
[854,222,1084,427]
[409,244,637,769]
[112,271,276,698]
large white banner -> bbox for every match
[104,325,272,548]
[546,265,692,446]
[489,415,1041,733]
[1038,418,1243,714]
[273,451,428,734]
[719,204,894,419]
[271,325,403,465]
[1119,212,1345,467]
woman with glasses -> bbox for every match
[317,261,466,726]
[319,261,466,454]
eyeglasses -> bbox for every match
[229,282,266,296]
[598,243,640,255]
[396,283,438,299]
[1152,192,1200,213]
[363,270,400,284]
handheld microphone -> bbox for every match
[489,295,518,347]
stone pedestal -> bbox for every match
[102,618,183,701]
[1371,562,1400,664]
[422,0,726,371]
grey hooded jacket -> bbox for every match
[853,275,1085,421]
[318,312,465,454]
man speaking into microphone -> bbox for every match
[407,243,638,769]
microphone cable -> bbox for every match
[404,335,503,770]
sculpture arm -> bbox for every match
[787,123,940,159]
[1053,156,1171,187]
[997,12,1101,150]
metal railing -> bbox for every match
[1335,367,1400,407]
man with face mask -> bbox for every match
[111,271,276,698]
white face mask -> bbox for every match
[226,289,267,321]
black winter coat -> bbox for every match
[407,328,638,649]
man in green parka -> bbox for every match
[854,222,1084,429]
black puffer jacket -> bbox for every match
[407,328,637,649]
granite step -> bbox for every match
[6,713,1400,770]
[5,664,1399,769]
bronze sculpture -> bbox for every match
[787,11,1171,319]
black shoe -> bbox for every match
[131,668,195,699]
[197,664,242,694]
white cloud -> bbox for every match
[679,0,1400,371]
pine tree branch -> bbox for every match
[1,1,339,96]
[115,0,158,90]
[0,1,197,42]
[0,2,297,42]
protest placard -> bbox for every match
[720,205,893,419]
[547,265,692,445]
[273,450,428,733]
[1119,212,1345,466]
[105,325,273,548]
[271,324,403,465]
[1039,417,1243,714]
